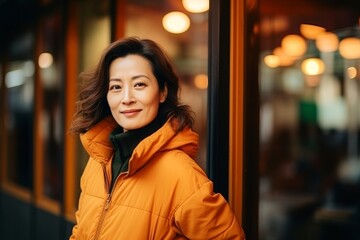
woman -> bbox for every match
[70,37,246,239]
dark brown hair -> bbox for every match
[70,37,194,134]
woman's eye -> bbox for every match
[109,85,121,90]
[134,82,146,88]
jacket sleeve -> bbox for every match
[69,210,79,239]
[69,184,85,239]
[172,181,246,240]
[69,157,90,239]
[69,193,83,239]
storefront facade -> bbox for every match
[0,0,359,239]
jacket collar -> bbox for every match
[80,116,118,163]
[80,116,199,176]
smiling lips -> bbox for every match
[121,109,142,116]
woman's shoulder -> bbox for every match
[153,150,209,185]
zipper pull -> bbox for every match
[104,194,111,211]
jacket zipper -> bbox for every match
[93,163,126,240]
[93,193,111,240]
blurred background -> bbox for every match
[0,0,359,239]
[258,1,360,239]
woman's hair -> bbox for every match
[70,37,194,134]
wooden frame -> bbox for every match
[1,37,33,204]
[33,12,61,216]
[64,1,79,221]
[111,0,126,41]
[229,0,245,225]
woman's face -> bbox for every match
[107,54,167,131]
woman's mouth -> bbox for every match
[121,109,141,117]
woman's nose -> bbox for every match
[121,86,135,104]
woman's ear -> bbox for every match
[160,84,168,103]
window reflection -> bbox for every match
[39,11,64,201]
[259,0,360,239]
[4,31,35,190]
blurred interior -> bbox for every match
[258,0,360,239]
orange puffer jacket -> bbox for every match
[70,116,245,240]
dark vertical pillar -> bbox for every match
[207,0,230,199]
[242,1,260,239]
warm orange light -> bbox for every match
[300,24,326,40]
[273,47,295,66]
[301,58,325,76]
[316,32,339,52]
[339,37,360,59]
[38,52,53,68]
[162,12,190,34]
[347,67,358,79]
[281,34,307,58]
[194,74,208,89]
[264,54,281,68]
[182,0,209,13]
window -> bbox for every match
[258,0,360,239]
[2,30,35,194]
[32,8,66,213]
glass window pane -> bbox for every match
[4,31,35,189]
[258,1,360,239]
[39,11,65,201]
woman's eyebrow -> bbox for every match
[109,74,151,82]
[109,77,122,82]
[131,74,150,80]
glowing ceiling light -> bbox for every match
[316,32,339,52]
[162,12,190,34]
[339,37,360,59]
[194,74,208,89]
[182,0,209,13]
[301,58,325,76]
[264,54,280,68]
[347,67,357,79]
[38,52,53,68]
[281,34,307,58]
[300,24,326,40]
[273,47,295,66]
